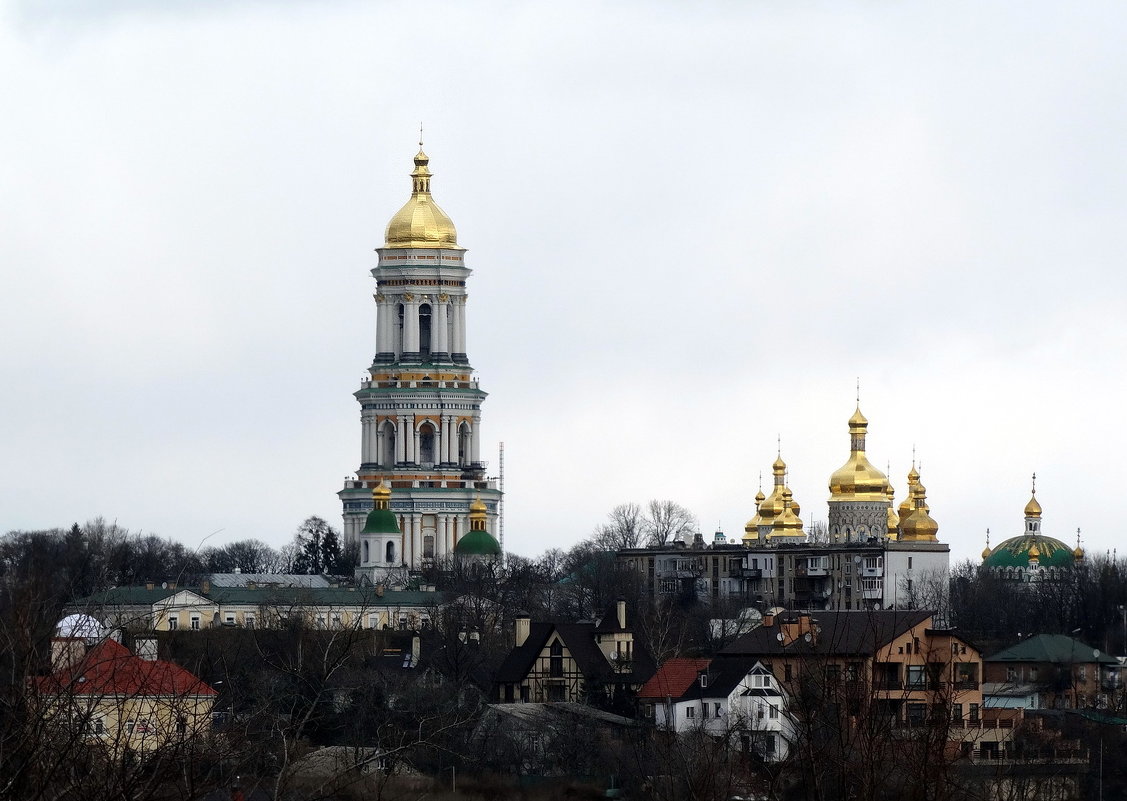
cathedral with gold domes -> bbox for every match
[980,477,1083,582]
[620,405,950,612]
[338,145,501,583]
[732,405,949,611]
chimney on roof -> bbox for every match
[51,638,87,672]
[762,613,775,628]
[616,599,627,630]
[135,638,158,661]
[515,612,531,648]
[201,580,210,595]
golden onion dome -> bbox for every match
[769,488,805,538]
[384,148,462,249]
[898,465,919,521]
[899,482,939,542]
[1027,541,1041,559]
[743,490,767,537]
[1024,493,1042,519]
[885,484,899,540]
[981,530,992,560]
[1074,545,1085,559]
[828,406,890,501]
[759,458,788,522]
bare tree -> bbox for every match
[644,500,699,547]
[593,503,646,550]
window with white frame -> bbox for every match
[168,616,178,631]
[190,614,201,630]
[245,614,255,629]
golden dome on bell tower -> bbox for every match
[384,144,462,250]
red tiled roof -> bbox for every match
[636,657,711,700]
[33,639,217,697]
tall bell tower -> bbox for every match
[339,143,500,579]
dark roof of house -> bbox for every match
[494,618,655,686]
[721,610,935,659]
[985,634,1118,666]
[637,657,712,700]
[679,658,764,702]
[33,638,216,697]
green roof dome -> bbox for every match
[454,529,501,557]
[361,508,400,535]
[983,535,1075,568]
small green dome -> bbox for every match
[454,529,501,557]
[983,535,1075,569]
[361,508,400,535]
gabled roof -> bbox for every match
[721,610,934,658]
[33,639,216,697]
[985,634,1118,666]
[637,657,711,700]
[494,619,655,686]
[680,658,763,701]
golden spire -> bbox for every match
[981,528,992,560]
[1024,472,1042,518]
[1074,528,1085,560]
[384,139,461,249]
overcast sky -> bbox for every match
[2,1,1125,566]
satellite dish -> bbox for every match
[854,556,862,564]
[161,582,168,589]
[610,652,619,661]
[804,633,812,643]
[776,632,784,642]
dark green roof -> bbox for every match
[983,534,1075,568]
[454,529,501,557]
[986,634,1118,665]
[361,507,400,535]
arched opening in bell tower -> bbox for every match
[458,422,471,466]
[419,422,436,466]
[380,421,397,468]
[385,541,396,564]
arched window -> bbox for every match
[381,420,397,468]
[386,541,396,564]
[419,422,436,466]
[363,541,370,563]
[419,304,432,359]
[424,534,435,559]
